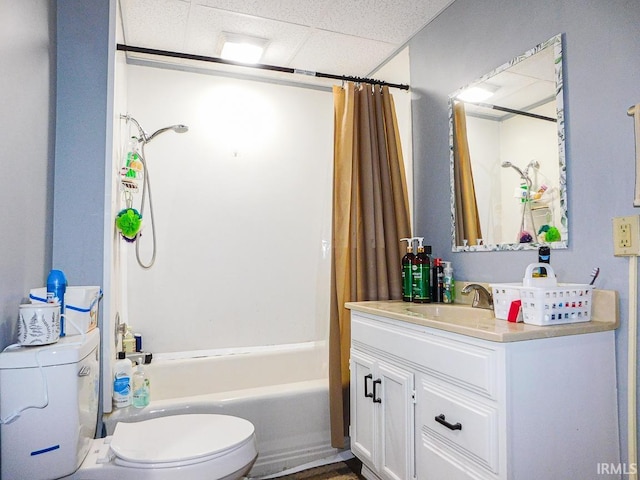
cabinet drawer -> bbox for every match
[352,313,498,398]
[416,375,499,475]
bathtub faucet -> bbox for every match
[126,351,153,365]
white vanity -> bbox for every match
[347,290,620,480]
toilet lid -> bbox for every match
[110,414,255,465]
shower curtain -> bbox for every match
[453,101,482,246]
[329,82,411,448]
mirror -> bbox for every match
[449,34,567,252]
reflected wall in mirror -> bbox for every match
[449,34,567,252]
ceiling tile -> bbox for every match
[120,0,191,51]
[119,0,456,81]
[291,29,397,77]
[185,4,310,64]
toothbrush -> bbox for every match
[589,267,600,286]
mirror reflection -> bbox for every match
[449,34,567,252]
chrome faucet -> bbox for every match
[461,283,494,309]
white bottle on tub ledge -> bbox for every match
[113,351,132,408]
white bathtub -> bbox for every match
[103,342,341,477]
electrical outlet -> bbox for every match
[613,215,640,256]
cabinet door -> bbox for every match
[351,349,377,467]
[378,361,415,480]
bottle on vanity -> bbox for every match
[443,261,455,304]
[412,237,431,303]
[432,258,444,303]
[400,238,416,302]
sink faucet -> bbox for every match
[461,284,494,309]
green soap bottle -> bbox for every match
[412,237,431,303]
[400,238,415,302]
[443,261,455,304]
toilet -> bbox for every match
[0,329,258,480]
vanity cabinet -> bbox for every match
[350,349,415,480]
[349,309,620,480]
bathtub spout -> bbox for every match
[126,352,153,365]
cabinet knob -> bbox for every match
[435,414,462,431]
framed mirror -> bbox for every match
[449,34,567,252]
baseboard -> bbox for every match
[250,441,352,478]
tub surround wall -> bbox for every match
[121,64,333,354]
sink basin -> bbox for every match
[405,303,495,322]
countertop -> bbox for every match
[346,288,618,343]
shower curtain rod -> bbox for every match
[462,100,556,122]
[116,44,410,91]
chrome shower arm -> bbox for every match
[120,114,149,143]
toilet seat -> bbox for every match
[109,414,256,469]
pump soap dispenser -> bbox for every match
[412,237,431,303]
[400,238,415,302]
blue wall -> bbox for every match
[410,0,640,465]
[0,1,55,349]
[53,0,114,286]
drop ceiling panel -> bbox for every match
[119,0,455,79]
[120,0,191,51]
[184,4,310,64]
[312,0,456,44]
[291,29,397,76]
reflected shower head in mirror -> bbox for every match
[501,161,527,180]
[502,160,540,183]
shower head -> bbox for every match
[146,124,189,143]
[501,161,527,179]
[120,114,188,144]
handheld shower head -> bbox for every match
[146,124,189,143]
[120,114,189,144]
[501,161,527,179]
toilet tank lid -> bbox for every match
[110,414,255,464]
[0,329,99,369]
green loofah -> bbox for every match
[116,208,142,241]
[545,226,561,242]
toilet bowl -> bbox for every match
[71,414,258,480]
[0,329,258,480]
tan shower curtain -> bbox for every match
[453,101,482,245]
[329,83,411,448]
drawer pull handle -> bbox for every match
[364,374,373,398]
[435,414,462,431]
[373,379,382,403]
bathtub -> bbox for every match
[103,342,342,477]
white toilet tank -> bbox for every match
[0,329,100,480]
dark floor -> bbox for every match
[344,457,365,479]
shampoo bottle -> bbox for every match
[123,326,136,353]
[400,238,415,302]
[412,237,431,303]
[132,361,150,408]
[113,351,132,408]
[443,261,455,304]
[432,258,444,303]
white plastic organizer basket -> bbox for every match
[491,263,593,326]
[29,286,102,336]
